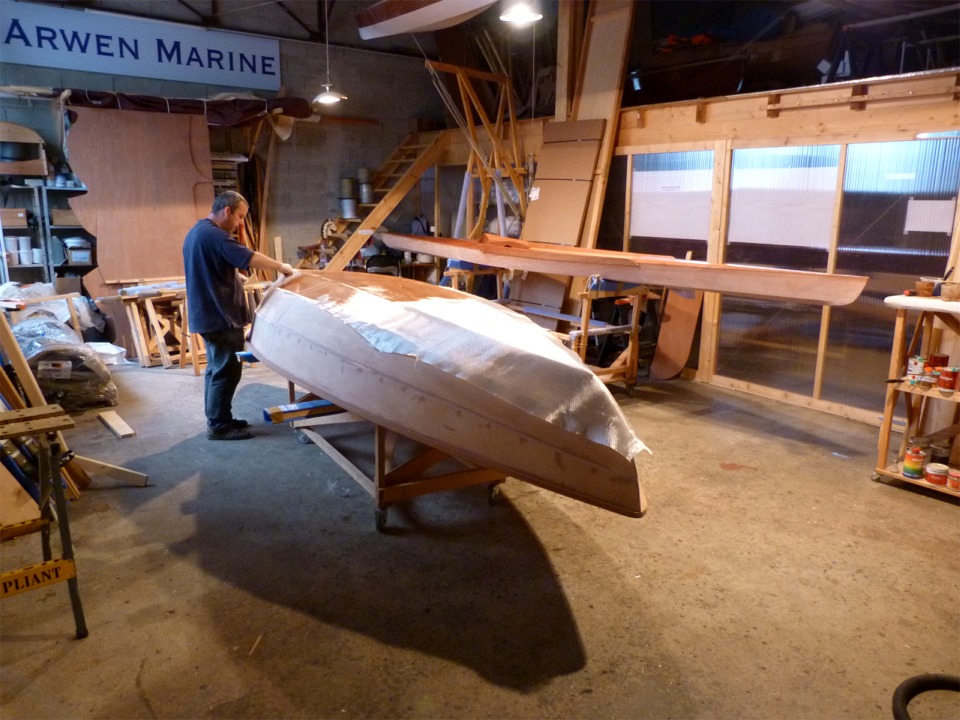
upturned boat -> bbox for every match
[248,270,647,517]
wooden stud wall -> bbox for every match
[617,69,960,425]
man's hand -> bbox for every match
[278,263,294,276]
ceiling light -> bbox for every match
[500,0,542,26]
[314,0,345,106]
[314,84,347,105]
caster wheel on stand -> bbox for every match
[375,507,388,532]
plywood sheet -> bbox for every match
[67,108,215,283]
[535,140,601,181]
[574,1,632,122]
[521,179,592,246]
[650,289,704,380]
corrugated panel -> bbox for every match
[820,138,960,410]
[717,146,839,393]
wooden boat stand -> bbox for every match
[275,394,505,531]
[0,405,88,638]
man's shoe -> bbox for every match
[207,426,253,441]
[230,418,250,429]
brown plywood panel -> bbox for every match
[574,2,633,122]
[542,118,605,144]
[67,108,214,283]
[521,179,592,246]
[535,140,601,181]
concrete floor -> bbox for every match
[1,363,958,719]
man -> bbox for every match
[183,191,294,440]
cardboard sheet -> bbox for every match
[534,140,601,181]
[521,179,592,246]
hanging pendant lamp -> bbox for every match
[313,0,346,106]
[500,0,542,26]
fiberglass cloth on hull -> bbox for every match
[257,272,647,461]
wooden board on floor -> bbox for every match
[98,411,135,438]
[650,289,704,380]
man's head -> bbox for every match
[209,191,249,233]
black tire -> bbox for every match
[892,673,960,720]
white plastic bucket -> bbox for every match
[18,250,31,265]
[16,236,31,253]
[3,236,20,253]
[31,248,44,264]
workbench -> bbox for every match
[874,295,960,498]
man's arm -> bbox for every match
[248,251,294,276]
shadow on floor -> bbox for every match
[125,423,588,692]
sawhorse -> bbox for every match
[266,395,505,531]
[0,405,88,638]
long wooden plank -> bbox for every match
[573,1,634,250]
[380,233,868,306]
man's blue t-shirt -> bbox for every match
[183,219,255,334]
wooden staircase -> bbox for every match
[326,132,450,271]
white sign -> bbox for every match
[904,198,956,235]
[1,0,280,91]
[630,169,712,241]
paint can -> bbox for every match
[941,282,960,301]
[30,248,43,264]
[359,182,374,204]
[357,167,371,183]
[938,368,957,395]
[924,462,949,486]
[902,446,926,479]
[947,469,960,491]
[930,440,951,465]
[916,278,935,297]
[340,177,356,199]
[907,356,926,375]
[339,198,358,219]
[929,353,950,368]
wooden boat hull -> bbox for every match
[381,233,868,306]
[356,0,497,40]
[249,271,647,518]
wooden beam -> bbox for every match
[617,71,960,150]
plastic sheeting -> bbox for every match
[12,316,118,411]
[257,272,647,462]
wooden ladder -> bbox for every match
[326,132,450,271]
